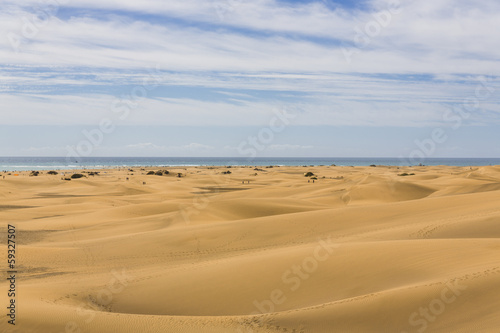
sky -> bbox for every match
[0,0,499,158]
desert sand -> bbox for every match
[1,165,500,333]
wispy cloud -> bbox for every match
[126,142,214,151]
[2,0,500,73]
[1,0,499,156]
[267,144,314,151]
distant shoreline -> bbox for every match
[1,157,500,172]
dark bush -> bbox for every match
[147,171,155,175]
[222,170,232,174]
[71,174,85,179]
[47,171,59,175]
[304,172,314,177]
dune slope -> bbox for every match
[1,165,499,332]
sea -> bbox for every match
[0,157,499,172]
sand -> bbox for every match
[1,165,500,332]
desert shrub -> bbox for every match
[155,171,163,176]
[30,171,40,177]
[304,172,314,177]
[370,164,376,167]
[47,171,58,175]
[222,170,232,174]
[147,171,155,175]
[398,173,415,176]
[71,174,85,179]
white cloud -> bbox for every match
[181,143,214,151]
[126,142,214,151]
[126,143,162,149]
[267,144,314,151]
[1,0,500,130]
[1,82,499,128]
[1,0,499,74]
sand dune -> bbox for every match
[1,165,500,332]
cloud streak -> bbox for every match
[2,0,500,73]
[1,0,499,156]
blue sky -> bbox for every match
[1,0,499,158]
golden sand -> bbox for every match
[1,165,500,332]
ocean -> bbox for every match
[0,157,499,171]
